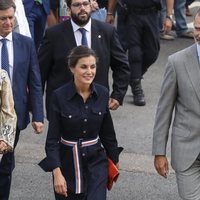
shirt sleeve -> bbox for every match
[99,107,123,164]
[39,93,62,171]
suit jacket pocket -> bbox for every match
[172,126,190,138]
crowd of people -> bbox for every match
[0,0,200,200]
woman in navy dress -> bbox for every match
[39,46,123,200]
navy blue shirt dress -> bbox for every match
[39,80,123,200]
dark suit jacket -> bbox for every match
[23,0,50,15]
[38,19,130,116]
[12,32,44,130]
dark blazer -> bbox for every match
[12,32,44,130]
[23,0,50,15]
[39,19,130,116]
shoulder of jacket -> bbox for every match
[94,83,109,95]
[92,19,114,30]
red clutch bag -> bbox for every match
[107,158,119,190]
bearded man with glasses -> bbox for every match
[38,0,130,120]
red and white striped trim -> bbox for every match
[60,137,99,193]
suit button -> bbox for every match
[83,130,87,134]
[84,119,87,122]
[82,153,86,156]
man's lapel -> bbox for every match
[91,20,104,51]
[185,44,200,102]
[12,32,20,84]
[62,20,77,49]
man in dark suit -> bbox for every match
[39,0,130,118]
[0,1,44,199]
[23,0,50,50]
[107,0,162,106]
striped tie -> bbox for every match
[1,39,10,78]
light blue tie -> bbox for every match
[1,39,10,78]
[79,28,88,46]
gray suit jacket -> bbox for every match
[152,44,200,171]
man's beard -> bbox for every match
[71,11,91,26]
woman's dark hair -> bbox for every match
[67,45,98,68]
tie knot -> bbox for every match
[79,28,86,35]
[1,38,7,45]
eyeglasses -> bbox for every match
[71,1,90,8]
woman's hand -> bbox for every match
[53,168,68,197]
[0,140,8,153]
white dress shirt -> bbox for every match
[14,0,31,37]
[71,18,92,48]
[0,33,14,83]
[197,43,200,64]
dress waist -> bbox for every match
[60,136,99,194]
[60,137,99,147]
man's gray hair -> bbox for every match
[0,0,16,11]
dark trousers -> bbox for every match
[117,5,129,51]
[117,8,160,80]
[26,3,47,50]
[0,128,20,200]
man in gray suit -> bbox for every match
[152,9,200,200]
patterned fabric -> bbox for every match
[0,70,17,153]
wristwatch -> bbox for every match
[166,15,173,21]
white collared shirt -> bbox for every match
[71,18,92,48]
[197,43,200,64]
[0,33,14,83]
